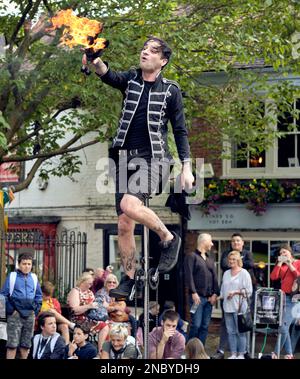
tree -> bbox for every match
[0,0,299,191]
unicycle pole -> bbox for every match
[143,197,150,359]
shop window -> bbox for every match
[277,99,300,167]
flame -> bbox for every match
[49,9,106,50]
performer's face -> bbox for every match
[140,40,168,73]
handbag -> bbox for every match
[237,289,253,333]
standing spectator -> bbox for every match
[40,281,75,344]
[184,233,219,345]
[220,251,253,359]
[212,232,255,359]
[65,323,97,359]
[270,244,300,359]
[101,323,139,359]
[30,311,66,359]
[184,337,210,359]
[0,253,42,359]
[149,309,185,359]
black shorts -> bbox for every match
[110,148,171,216]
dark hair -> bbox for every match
[143,36,172,65]
[18,253,33,264]
[38,311,56,328]
[163,300,175,311]
[161,309,179,322]
[74,322,91,335]
[231,233,244,240]
[41,281,55,296]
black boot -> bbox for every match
[158,232,181,273]
[109,275,135,299]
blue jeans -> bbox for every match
[188,296,212,345]
[291,321,300,353]
[275,296,296,355]
[224,312,247,354]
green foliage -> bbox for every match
[0,0,300,190]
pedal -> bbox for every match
[128,284,136,301]
[148,267,159,290]
[135,268,145,291]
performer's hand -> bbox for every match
[181,167,194,190]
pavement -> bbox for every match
[206,318,300,359]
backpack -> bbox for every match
[9,271,38,296]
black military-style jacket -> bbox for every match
[98,64,190,163]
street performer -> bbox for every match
[82,36,194,299]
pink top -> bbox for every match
[149,327,185,359]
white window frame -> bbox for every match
[222,99,300,179]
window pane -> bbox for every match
[296,99,300,131]
[278,135,295,167]
[249,151,265,167]
[291,241,300,259]
[231,143,247,168]
[252,240,268,263]
[277,110,294,132]
[298,135,300,165]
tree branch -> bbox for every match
[13,157,46,192]
[3,137,100,163]
[9,0,33,49]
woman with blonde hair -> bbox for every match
[185,337,209,359]
[100,323,139,359]
[67,273,110,352]
[220,250,253,359]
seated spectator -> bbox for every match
[149,309,185,359]
[137,301,160,348]
[65,323,97,359]
[100,323,139,359]
[91,266,114,294]
[184,337,210,359]
[30,311,66,359]
[67,273,110,353]
[159,300,188,340]
[40,281,75,344]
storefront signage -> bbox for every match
[188,204,300,230]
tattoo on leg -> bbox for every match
[120,250,136,273]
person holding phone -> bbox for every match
[270,244,300,359]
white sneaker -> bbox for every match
[236,354,245,359]
[227,354,237,359]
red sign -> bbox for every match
[0,162,22,183]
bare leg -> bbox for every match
[118,213,137,280]
[19,347,30,359]
[120,194,173,242]
[58,323,70,344]
[6,348,17,359]
[97,325,110,353]
[49,309,73,327]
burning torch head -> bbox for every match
[85,38,110,62]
